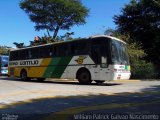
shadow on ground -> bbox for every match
[0,76,121,86]
[0,76,160,120]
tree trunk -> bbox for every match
[46,29,51,38]
[53,26,59,40]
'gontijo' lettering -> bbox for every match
[20,60,39,66]
[9,60,39,66]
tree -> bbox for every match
[63,32,74,40]
[0,46,9,55]
[20,0,89,40]
[105,29,158,79]
[114,0,160,65]
[13,42,25,48]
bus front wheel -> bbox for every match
[77,69,92,84]
[20,70,30,81]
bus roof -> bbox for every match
[10,35,126,51]
[90,35,126,44]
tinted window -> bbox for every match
[39,45,52,58]
[9,40,91,60]
[55,44,70,56]
[10,51,18,61]
[70,40,90,55]
[91,38,109,64]
[19,50,28,60]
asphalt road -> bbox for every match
[0,77,160,120]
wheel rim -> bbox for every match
[81,73,89,81]
[78,71,91,84]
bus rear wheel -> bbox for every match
[95,80,105,84]
[37,78,45,82]
[20,70,30,81]
[77,69,92,84]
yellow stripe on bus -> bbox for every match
[9,58,52,78]
[41,58,52,66]
[27,58,52,77]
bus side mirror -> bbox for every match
[101,56,108,68]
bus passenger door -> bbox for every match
[91,38,110,81]
[100,56,110,80]
[93,65,100,80]
[92,56,110,81]
[90,46,100,80]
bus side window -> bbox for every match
[14,51,18,60]
[91,38,108,64]
[39,47,46,58]
[73,41,88,55]
[18,51,21,60]
[31,48,39,59]
[44,45,52,57]
[55,44,70,57]
[53,46,57,56]
[70,43,75,55]
[49,48,52,56]
[65,44,70,56]
[28,50,32,59]
[24,50,28,59]
[10,52,14,61]
[91,46,101,64]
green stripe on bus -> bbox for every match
[43,58,61,78]
[51,56,72,78]
[43,56,72,78]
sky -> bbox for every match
[0,0,130,47]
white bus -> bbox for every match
[8,35,131,84]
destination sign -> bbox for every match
[9,59,42,67]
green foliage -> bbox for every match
[114,0,160,65]
[13,42,25,48]
[105,29,146,61]
[131,60,159,79]
[0,46,9,55]
[29,32,75,46]
[29,35,55,46]
[20,0,89,39]
[60,32,75,41]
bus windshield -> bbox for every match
[111,39,129,65]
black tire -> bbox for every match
[37,78,45,82]
[77,69,92,84]
[20,70,30,81]
[95,80,105,84]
